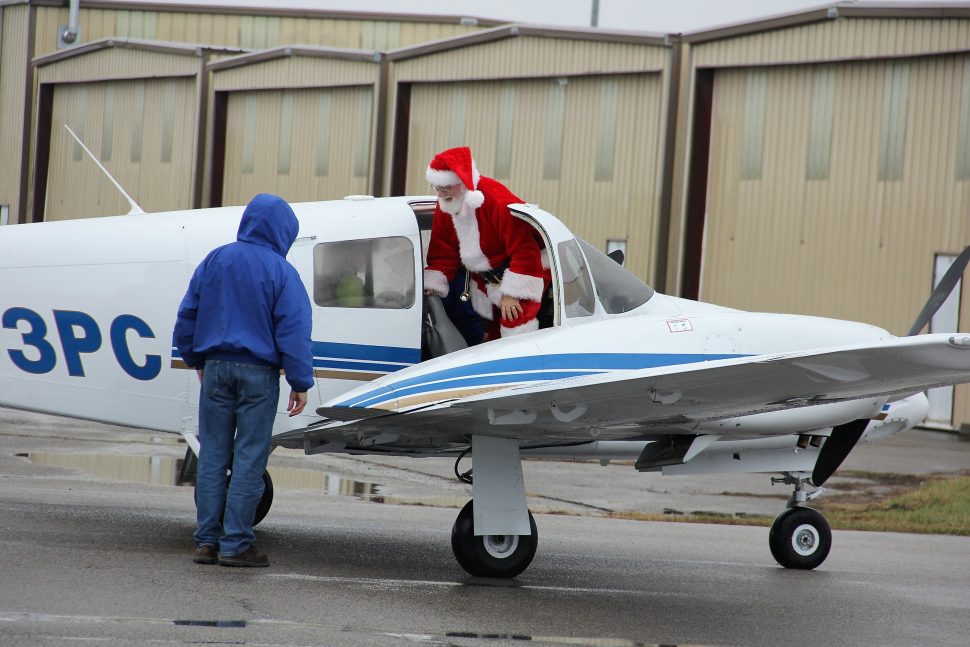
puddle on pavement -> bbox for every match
[21,451,384,501]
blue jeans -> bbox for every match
[194,360,279,556]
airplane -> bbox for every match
[2,186,969,579]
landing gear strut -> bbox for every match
[768,472,831,570]
[449,437,538,578]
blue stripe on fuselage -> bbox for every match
[335,352,744,408]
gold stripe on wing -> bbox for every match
[371,385,516,411]
[171,359,190,370]
[314,369,384,382]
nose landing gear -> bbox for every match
[768,472,831,570]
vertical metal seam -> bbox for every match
[315,89,332,177]
[543,78,566,181]
[277,91,292,174]
[354,88,372,178]
[494,80,515,180]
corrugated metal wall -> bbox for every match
[395,37,668,81]
[211,56,378,92]
[700,55,970,426]
[220,86,373,205]
[45,78,197,219]
[692,18,970,67]
[0,4,30,219]
[405,72,665,282]
[31,6,481,55]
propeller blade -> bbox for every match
[811,418,870,487]
[907,245,970,336]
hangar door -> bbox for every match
[404,74,666,283]
[700,57,970,336]
[45,79,197,220]
[221,86,374,207]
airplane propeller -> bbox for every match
[906,245,970,336]
[811,244,970,487]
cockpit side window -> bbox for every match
[557,239,596,318]
[313,237,415,309]
[577,238,654,314]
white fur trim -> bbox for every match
[465,190,484,209]
[450,207,490,271]
[501,318,539,337]
[426,167,461,187]
[470,284,493,320]
[486,282,503,306]
[500,270,545,302]
[423,269,449,297]
[540,248,550,270]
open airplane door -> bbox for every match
[288,199,425,410]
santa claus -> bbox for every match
[423,146,548,338]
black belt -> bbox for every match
[475,258,511,285]
[459,259,510,302]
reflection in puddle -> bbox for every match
[23,452,382,501]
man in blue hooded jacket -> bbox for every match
[175,193,313,568]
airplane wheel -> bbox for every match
[769,506,831,570]
[194,470,274,527]
[450,500,537,578]
[253,471,274,526]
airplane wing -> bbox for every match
[278,333,970,450]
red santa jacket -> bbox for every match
[424,176,547,320]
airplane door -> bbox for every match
[288,233,423,406]
[927,253,961,427]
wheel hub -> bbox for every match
[483,534,519,559]
[791,523,820,556]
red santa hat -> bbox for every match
[426,146,485,210]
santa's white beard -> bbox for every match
[438,194,464,215]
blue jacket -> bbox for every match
[174,194,314,392]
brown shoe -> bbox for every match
[193,544,218,565]
[218,545,269,568]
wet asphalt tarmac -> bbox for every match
[1,407,969,646]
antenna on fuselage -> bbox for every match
[64,124,145,215]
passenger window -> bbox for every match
[557,239,595,318]
[313,237,415,309]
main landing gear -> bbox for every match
[448,437,539,578]
[451,500,538,578]
[768,472,831,570]
[183,448,274,526]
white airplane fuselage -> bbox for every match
[0,197,924,455]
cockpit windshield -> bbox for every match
[577,238,654,314]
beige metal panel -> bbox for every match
[405,73,665,283]
[0,4,30,218]
[693,18,970,67]
[394,37,668,83]
[212,57,378,92]
[701,56,970,339]
[45,78,197,220]
[31,7,483,58]
[36,47,199,83]
[221,87,372,206]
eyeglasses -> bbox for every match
[432,183,460,194]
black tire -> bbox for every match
[450,500,538,578]
[253,470,273,526]
[769,506,831,570]
[194,470,274,527]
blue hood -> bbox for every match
[237,193,299,257]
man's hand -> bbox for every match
[196,368,204,384]
[288,390,307,417]
[500,295,522,320]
